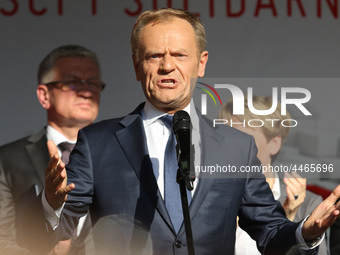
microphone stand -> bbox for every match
[176,144,195,255]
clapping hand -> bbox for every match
[282,172,307,221]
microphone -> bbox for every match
[173,110,195,190]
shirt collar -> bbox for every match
[46,125,76,146]
[142,99,199,131]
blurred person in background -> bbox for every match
[0,44,105,254]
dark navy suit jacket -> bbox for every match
[23,104,315,254]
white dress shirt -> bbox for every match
[46,125,76,157]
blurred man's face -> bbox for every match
[134,17,208,114]
[43,57,101,128]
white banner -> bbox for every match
[1,0,340,145]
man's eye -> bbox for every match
[174,53,186,58]
[146,54,162,60]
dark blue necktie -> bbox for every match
[161,115,183,233]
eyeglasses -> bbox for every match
[44,79,106,93]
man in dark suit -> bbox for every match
[0,45,104,254]
[23,8,340,255]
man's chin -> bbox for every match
[73,115,97,125]
[155,101,189,113]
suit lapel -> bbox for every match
[25,128,49,190]
[115,105,174,232]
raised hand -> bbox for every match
[45,140,75,210]
[282,172,307,221]
[302,184,340,242]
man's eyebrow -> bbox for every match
[144,48,189,55]
[174,48,189,53]
[144,50,163,55]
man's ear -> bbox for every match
[37,85,50,109]
[269,135,282,157]
[132,54,141,81]
[198,51,209,77]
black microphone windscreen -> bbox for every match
[173,110,190,133]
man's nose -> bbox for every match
[160,54,175,73]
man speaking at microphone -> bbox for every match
[22,8,340,254]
